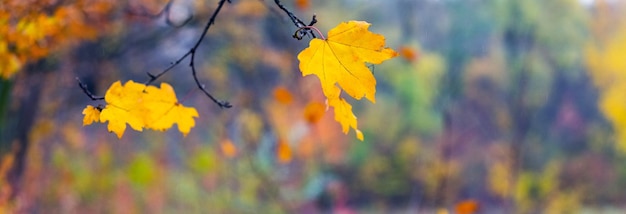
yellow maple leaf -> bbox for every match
[88,80,199,138]
[143,83,199,136]
[82,105,101,125]
[298,20,397,102]
[99,81,146,138]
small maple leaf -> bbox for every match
[82,105,101,125]
[298,20,397,102]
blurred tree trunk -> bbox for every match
[5,68,44,199]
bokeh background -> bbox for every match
[2,0,626,213]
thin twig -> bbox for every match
[145,51,191,85]
[76,77,104,100]
[273,0,318,39]
[273,0,307,27]
[145,0,232,108]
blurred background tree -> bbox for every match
[1,0,626,213]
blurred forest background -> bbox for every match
[2,0,626,213]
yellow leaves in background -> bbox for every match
[82,81,199,138]
[488,161,512,198]
[297,21,397,140]
[586,27,626,152]
[0,41,21,78]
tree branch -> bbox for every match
[272,0,318,39]
[145,0,232,108]
[76,77,104,101]
[81,0,313,109]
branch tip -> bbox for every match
[76,77,104,101]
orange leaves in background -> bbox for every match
[455,199,480,214]
[277,139,292,164]
[82,81,199,138]
[273,86,294,105]
[0,0,115,78]
[303,101,326,124]
[297,21,397,140]
[220,139,238,158]
[399,45,419,62]
[295,0,311,11]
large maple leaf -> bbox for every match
[82,80,199,138]
[298,21,397,102]
[297,21,397,140]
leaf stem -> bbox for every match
[298,26,325,40]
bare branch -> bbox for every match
[145,0,233,108]
[273,0,318,39]
[76,77,104,101]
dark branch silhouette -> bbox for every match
[79,0,313,109]
[145,0,232,108]
[273,0,318,39]
[76,77,104,101]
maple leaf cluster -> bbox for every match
[82,81,199,138]
[298,21,397,140]
[76,18,396,140]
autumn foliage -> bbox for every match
[6,0,623,213]
[77,20,397,140]
[0,0,114,78]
